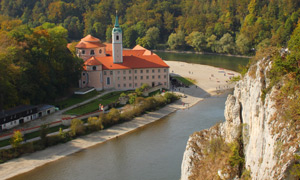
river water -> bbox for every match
[156,51,249,72]
[10,53,249,180]
[10,95,228,180]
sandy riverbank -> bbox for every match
[0,61,239,180]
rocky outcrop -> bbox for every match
[181,58,299,180]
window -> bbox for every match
[104,71,107,75]
[140,76,143,80]
[93,66,97,71]
[118,71,120,74]
[164,75,167,79]
[164,82,167,85]
[124,84,126,87]
[117,77,120,80]
[146,69,149,73]
[118,84,120,87]
[123,77,126,80]
[141,83,143,86]
[135,70,137,73]
[110,71,113,75]
[116,35,119,40]
[152,69,155,73]
[83,81,86,84]
[129,83,132,87]
[135,76,137,80]
[99,49,102,54]
[90,50,95,55]
[158,69,161,73]
[123,70,126,74]
[164,69,167,72]
[135,83,137,87]
[140,70,143,73]
[129,70,131,74]
[129,76,132,80]
[146,76,149,79]
[158,75,161,79]
[107,77,111,85]
[152,75,155,79]
[82,50,85,54]
[83,73,85,76]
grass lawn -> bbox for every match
[0,125,68,148]
[173,76,197,86]
[64,91,132,116]
[54,90,100,110]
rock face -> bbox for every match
[181,58,299,180]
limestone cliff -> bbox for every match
[181,57,300,180]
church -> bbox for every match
[75,14,170,91]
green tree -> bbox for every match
[10,130,23,149]
[185,31,206,52]
[88,116,104,130]
[236,34,251,54]
[206,34,218,52]
[168,31,186,50]
[144,27,160,49]
[123,26,138,48]
[217,33,236,54]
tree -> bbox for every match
[107,108,120,123]
[168,31,186,50]
[10,130,23,149]
[185,31,206,52]
[236,34,251,54]
[144,27,160,49]
[70,118,85,136]
[217,33,236,54]
[206,34,218,52]
[123,26,138,48]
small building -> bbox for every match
[0,105,38,131]
[37,105,55,118]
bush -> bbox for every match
[10,130,23,149]
[70,118,85,136]
[87,116,104,130]
[164,92,179,103]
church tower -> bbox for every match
[112,12,123,64]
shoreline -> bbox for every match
[1,62,239,180]
[153,49,252,59]
[2,96,202,180]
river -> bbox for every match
[9,53,249,180]
[156,51,249,72]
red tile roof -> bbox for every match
[75,41,106,48]
[132,45,146,50]
[81,35,100,42]
[104,43,112,51]
[85,57,102,66]
[83,49,169,70]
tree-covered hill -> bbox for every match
[1,0,299,54]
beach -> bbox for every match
[0,61,239,180]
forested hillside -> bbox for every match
[0,0,299,109]
[1,0,299,54]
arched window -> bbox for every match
[116,35,119,41]
[99,49,102,54]
[90,50,95,55]
[93,66,97,71]
[107,77,110,85]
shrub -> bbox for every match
[107,108,121,123]
[10,130,23,149]
[87,116,104,130]
[70,118,85,136]
[164,92,178,103]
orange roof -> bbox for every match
[81,34,100,42]
[84,49,169,70]
[133,45,146,50]
[104,43,112,51]
[75,41,106,48]
[85,57,102,66]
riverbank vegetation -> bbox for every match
[0,92,179,163]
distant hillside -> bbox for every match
[0,0,299,54]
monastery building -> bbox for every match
[76,14,170,91]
